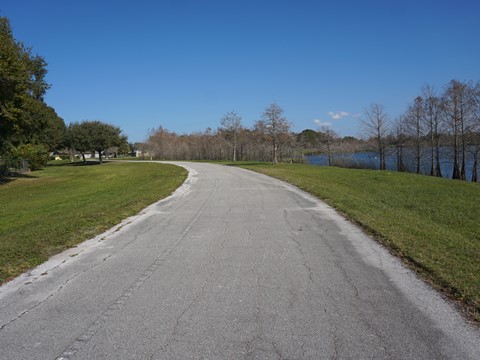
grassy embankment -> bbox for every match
[0,161,187,284]
[231,162,480,321]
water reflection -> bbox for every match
[306,148,477,181]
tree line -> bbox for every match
[0,16,127,171]
[145,103,296,164]
[363,80,480,181]
[144,103,366,164]
[144,80,480,183]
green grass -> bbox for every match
[229,162,480,321]
[3,160,479,320]
[0,162,187,284]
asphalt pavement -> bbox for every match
[1,162,479,359]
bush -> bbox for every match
[11,144,49,171]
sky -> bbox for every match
[1,0,479,142]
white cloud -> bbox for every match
[327,111,350,120]
[314,119,331,127]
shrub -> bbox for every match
[12,144,49,171]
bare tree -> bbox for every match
[441,80,474,180]
[404,96,426,174]
[392,117,407,172]
[362,103,389,170]
[142,79,480,174]
[220,111,243,161]
[469,81,480,182]
[422,84,443,177]
[258,103,291,164]
[319,126,337,166]
[146,126,177,160]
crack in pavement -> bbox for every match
[55,178,219,360]
[284,206,397,359]
[282,209,315,285]
[331,331,339,360]
[244,235,262,358]
[290,236,314,284]
[0,222,151,331]
[335,259,397,358]
[150,181,234,358]
[158,230,225,355]
[0,186,200,330]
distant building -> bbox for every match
[133,150,152,159]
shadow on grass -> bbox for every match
[1,160,114,184]
[0,172,38,186]
[47,160,109,167]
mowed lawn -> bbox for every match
[0,161,187,284]
[234,163,480,320]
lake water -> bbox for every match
[306,149,477,181]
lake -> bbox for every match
[306,148,477,181]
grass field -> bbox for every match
[229,162,480,321]
[0,161,187,284]
[2,160,478,321]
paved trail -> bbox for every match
[1,162,479,359]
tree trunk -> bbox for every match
[472,151,478,182]
[429,134,435,176]
[452,132,461,179]
[326,140,332,166]
[461,158,466,181]
[460,142,466,180]
[452,161,461,180]
[379,147,386,170]
[272,141,278,164]
[416,150,421,174]
[435,142,442,178]
[416,126,421,174]
[460,125,466,180]
[460,108,466,181]
[397,146,405,172]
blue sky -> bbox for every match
[2,0,479,142]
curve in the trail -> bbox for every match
[0,162,479,360]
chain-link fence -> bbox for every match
[0,156,29,176]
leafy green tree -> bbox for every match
[66,121,124,163]
[297,129,319,149]
[40,106,66,151]
[0,17,51,153]
[21,99,66,151]
[117,137,131,155]
[86,121,123,163]
[66,122,91,162]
